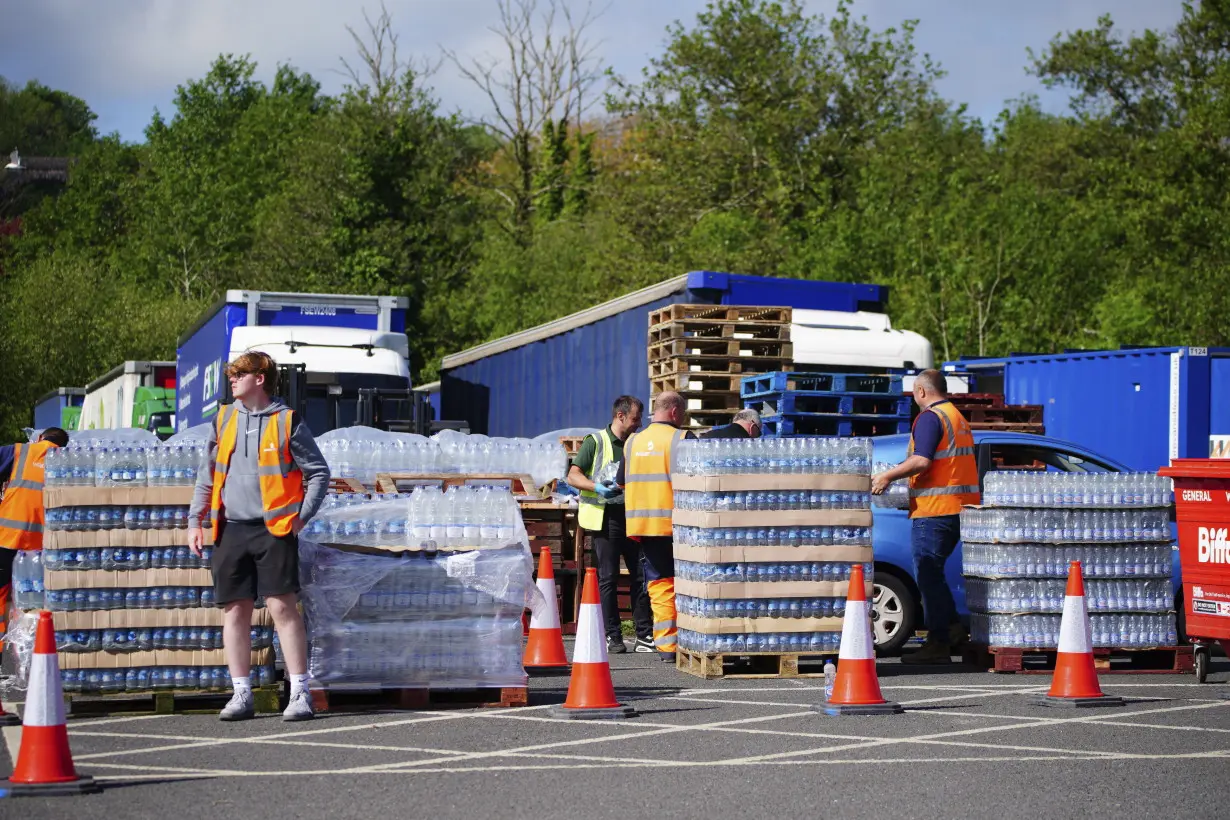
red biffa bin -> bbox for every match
[1159,459,1230,685]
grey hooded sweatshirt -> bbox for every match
[187,398,331,529]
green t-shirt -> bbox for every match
[571,426,624,476]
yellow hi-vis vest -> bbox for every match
[208,404,305,541]
[624,422,686,538]
[908,401,981,518]
[577,428,619,532]
[0,440,57,551]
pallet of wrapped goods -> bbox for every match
[298,490,540,710]
[960,470,1183,674]
[670,437,874,679]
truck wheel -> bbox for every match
[1194,646,1209,684]
[872,571,916,656]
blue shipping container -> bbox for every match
[441,271,888,437]
[949,346,1230,471]
[33,388,85,430]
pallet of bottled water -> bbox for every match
[302,487,528,552]
[670,438,872,675]
[315,427,567,489]
[5,450,274,699]
[961,470,1177,658]
[297,490,541,690]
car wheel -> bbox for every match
[872,571,916,656]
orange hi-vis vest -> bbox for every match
[209,404,305,541]
[0,440,58,551]
[908,400,981,518]
[624,422,686,538]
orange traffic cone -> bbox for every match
[812,564,903,716]
[1,611,99,796]
[1035,561,1124,709]
[549,568,636,720]
[524,547,570,673]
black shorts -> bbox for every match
[212,520,300,604]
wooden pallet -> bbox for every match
[959,405,1044,425]
[948,393,1005,407]
[675,646,835,679]
[310,685,528,712]
[64,686,282,716]
[651,372,745,395]
[648,337,793,362]
[963,644,1194,674]
[558,436,587,457]
[375,472,544,497]
[968,422,1046,435]
[650,357,793,379]
[677,390,743,412]
[648,304,792,326]
[748,392,911,418]
[648,321,792,345]
[329,477,369,495]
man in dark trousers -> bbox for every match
[700,409,762,440]
[566,396,654,653]
[872,370,980,664]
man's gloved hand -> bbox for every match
[593,481,618,499]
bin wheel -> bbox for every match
[1194,646,1209,684]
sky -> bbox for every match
[0,1,1187,143]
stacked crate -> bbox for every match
[741,371,911,438]
[41,485,276,703]
[520,501,582,633]
[671,439,874,679]
[647,304,793,430]
[946,393,1045,435]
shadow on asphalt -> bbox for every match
[91,776,217,793]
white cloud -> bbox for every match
[0,0,1185,140]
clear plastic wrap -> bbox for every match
[675,437,873,477]
[964,578,1172,615]
[298,538,539,688]
[1,611,39,696]
[970,613,1177,649]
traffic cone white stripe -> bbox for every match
[1057,594,1093,653]
[572,603,608,665]
[837,599,873,661]
[529,577,561,630]
[22,650,65,728]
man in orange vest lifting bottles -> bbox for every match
[872,370,980,664]
[0,427,69,649]
[188,352,330,721]
[616,391,693,662]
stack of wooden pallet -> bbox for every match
[647,304,793,430]
[946,393,1045,435]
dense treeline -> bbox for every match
[1,0,1228,438]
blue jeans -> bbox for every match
[911,514,961,644]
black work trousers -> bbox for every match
[592,505,652,640]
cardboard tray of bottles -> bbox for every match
[671,473,872,638]
[42,485,271,677]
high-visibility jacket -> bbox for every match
[908,400,981,518]
[577,428,620,531]
[208,405,305,541]
[0,440,58,551]
[624,422,686,538]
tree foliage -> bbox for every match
[0,0,1226,438]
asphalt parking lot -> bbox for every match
[4,648,1230,820]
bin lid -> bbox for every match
[1159,459,1230,479]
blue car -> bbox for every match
[869,431,1182,654]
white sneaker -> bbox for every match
[282,689,315,722]
[219,691,254,721]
